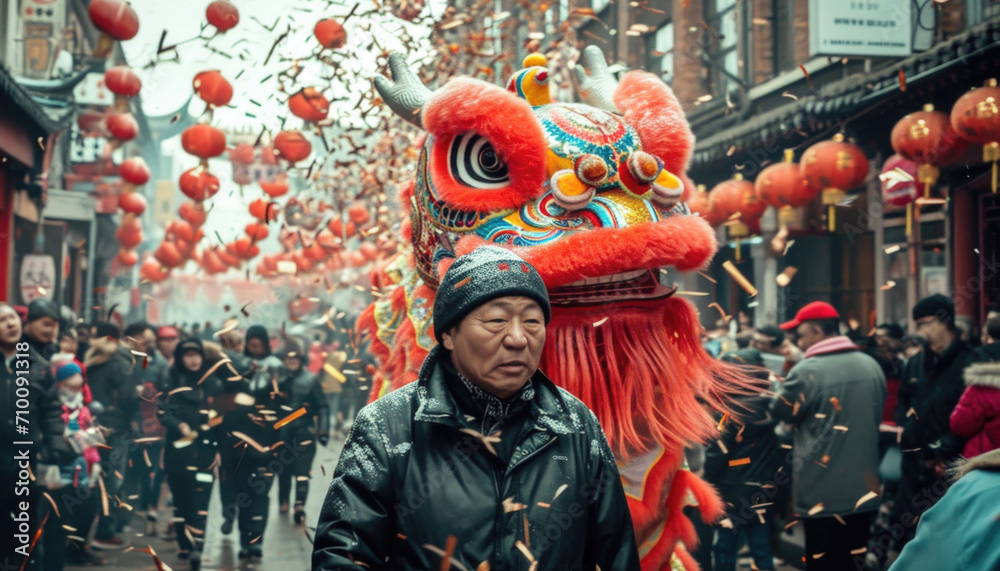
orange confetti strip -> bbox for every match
[807,503,824,515]
[728,457,751,467]
[18,512,48,571]
[98,475,110,516]
[42,492,60,518]
[854,491,879,511]
[898,68,906,91]
[274,407,308,430]
[799,63,815,92]
[231,431,272,454]
[830,397,842,412]
[717,413,730,431]
[723,260,758,297]
[196,358,233,385]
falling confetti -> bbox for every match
[723,261,758,297]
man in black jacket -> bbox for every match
[21,298,61,362]
[313,246,639,570]
[893,294,976,552]
[1,302,73,570]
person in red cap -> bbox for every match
[770,301,887,571]
[155,326,181,366]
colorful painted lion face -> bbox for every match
[376,47,717,302]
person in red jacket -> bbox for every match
[950,361,1000,458]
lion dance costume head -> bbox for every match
[360,46,748,570]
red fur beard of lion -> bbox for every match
[542,298,745,570]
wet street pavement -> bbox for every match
[69,438,345,571]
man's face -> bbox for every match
[915,316,949,349]
[795,322,824,351]
[24,316,58,344]
[157,337,179,359]
[442,296,546,399]
[751,334,779,354]
[874,329,901,353]
[246,338,267,359]
[0,307,22,346]
[284,355,303,372]
[76,327,90,343]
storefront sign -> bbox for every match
[18,0,65,79]
[809,0,912,58]
[19,254,55,303]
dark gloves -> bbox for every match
[317,431,329,447]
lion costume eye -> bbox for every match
[448,132,510,189]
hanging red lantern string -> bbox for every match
[88,0,139,57]
[181,124,228,163]
[249,198,280,223]
[104,66,141,111]
[105,112,139,143]
[179,166,221,202]
[891,104,967,198]
[206,0,239,32]
[951,78,1000,193]
[686,184,725,227]
[139,257,170,283]
[260,173,291,198]
[799,134,869,231]
[178,201,208,228]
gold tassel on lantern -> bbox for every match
[905,202,913,236]
[986,142,999,194]
[728,221,750,261]
[916,164,939,198]
[822,188,846,232]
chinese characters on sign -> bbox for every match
[809,0,913,58]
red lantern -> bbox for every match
[245,222,269,241]
[951,78,1000,192]
[119,157,150,185]
[178,201,208,227]
[193,70,233,108]
[201,248,227,275]
[229,143,256,165]
[288,88,330,123]
[327,217,356,238]
[181,124,227,159]
[260,174,290,198]
[106,112,139,141]
[104,66,141,99]
[166,220,197,243]
[891,104,967,196]
[800,134,869,231]
[880,154,920,237]
[359,241,379,261]
[686,185,724,227]
[303,241,329,262]
[139,258,170,283]
[116,249,139,267]
[709,175,764,261]
[347,202,371,225]
[78,110,109,137]
[316,228,341,250]
[249,198,279,222]
[206,0,239,32]
[228,237,260,260]
[755,150,820,226]
[89,0,139,57]
[179,167,221,201]
[116,216,143,250]
[273,131,312,164]
[118,192,147,215]
[154,242,185,269]
[294,252,315,273]
[314,19,347,49]
[217,248,240,268]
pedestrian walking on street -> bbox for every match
[85,321,137,551]
[704,349,785,571]
[893,295,976,551]
[275,339,329,524]
[313,247,640,570]
[950,321,1000,457]
[157,338,224,570]
[22,298,61,362]
[770,301,886,571]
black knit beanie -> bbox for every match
[244,325,271,357]
[912,294,955,326]
[432,246,550,342]
[26,299,60,323]
[173,337,205,362]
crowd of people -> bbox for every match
[691,295,1000,571]
[1,299,371,571]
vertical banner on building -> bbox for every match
[18,0,66,79]
[809,0,913,58]
[154,180,175,225]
